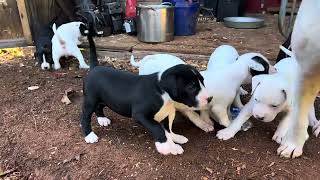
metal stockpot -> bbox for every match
[137,3,174,43]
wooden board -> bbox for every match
[0,38,26,48]
[0,0,24,40]
[96,49,210,62]
[80,34,140,51]
[16,0,32,44]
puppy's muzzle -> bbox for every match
[254,115,264,121]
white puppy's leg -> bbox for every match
[73,47,90,69]
[308,104,318,127]
[52,53,61,70]
[273,114,291,144]
[233,91,244,109]
[179,109,214,132]
[170,132,188,144]
[309,104,320,137]
[211,104,231,127]
[217,99,254,140]
[313,121,320,137]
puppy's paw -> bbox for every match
[200,124,214,132]
[53,63,61,70]
[85,132,99,143]
[79,64,90,69]
[97,117,111,127]
[309,118,319,128]
[216,128,236,140]
[313,122,320,137]
[277,132,308,158]
[171,133,188,144]
[155,141,184,155]
[172,144,184,155]
[241,121,253,131]
[277,142,303,159]
[272,129,287,144]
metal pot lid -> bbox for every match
[137,3,174,9]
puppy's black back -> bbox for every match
[84,66,162,117]
[34,23,55,65]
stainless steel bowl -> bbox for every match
[223,17,265,29]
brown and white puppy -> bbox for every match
[277,0,320,158]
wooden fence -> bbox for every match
[0,0,160,48]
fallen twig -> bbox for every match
[0,168,17,177]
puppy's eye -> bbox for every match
[186,82,197,92]
[271,105,278,108]
[254,98,259,102]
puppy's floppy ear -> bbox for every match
[248,56,266,72]
[191,68,204,85]
[159,74,178,98]
[251,75,265,95]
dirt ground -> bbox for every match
[1,16,320,179]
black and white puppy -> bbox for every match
[34,24,54,70]
[51,22,90,70]
[81,63,209,155]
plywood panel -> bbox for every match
[0,0,24,40]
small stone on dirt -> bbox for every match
[268,162,275,167]
[28,86,39,91]
[205,167,213,174]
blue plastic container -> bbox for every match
[163,0,200,36]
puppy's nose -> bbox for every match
[256,116,264,121]
[44,67,48,70]
[207,96,213,103]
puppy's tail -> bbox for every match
[279,45,294,57]
[52,23,66,46]
[88,34,98,69]
[130,54,140,67]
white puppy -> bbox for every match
[277,0,320,158]
[130,54,185,77]
[216,57,319,142]
[51,22,90,70]
[198,51,276,128]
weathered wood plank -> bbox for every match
[96,49,210,62]
[0,38,26,48]
[80,34,139,51]
[16,0,32,44]
[0,0,24,40]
